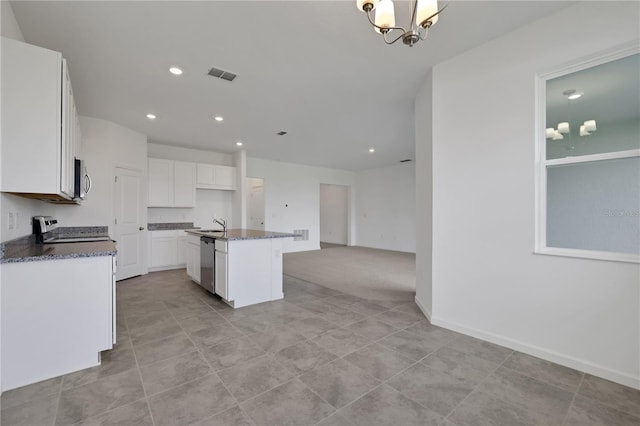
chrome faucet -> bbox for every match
[213,217,227,232]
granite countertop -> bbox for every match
[185,228,298,241]
[0,239,117,264]
[148,222,197,231]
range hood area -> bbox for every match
[6,192,81,204]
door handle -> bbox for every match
[139,227,145,231]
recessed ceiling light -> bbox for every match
[169,67,183,75]
[368,148,375,153]
[214,116,224,122]
[146,114,156,120]
[236,141,243,146]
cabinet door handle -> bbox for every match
[84,173,92,194]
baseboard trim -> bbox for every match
[431,315,640,390]
[414,295,432,322]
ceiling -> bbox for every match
[11,1,572,171]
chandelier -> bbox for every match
[356,0,445,46]
[546,89,597,145]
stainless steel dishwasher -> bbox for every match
[200,236,215,293]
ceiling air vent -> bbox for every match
[208,66,237,82]
[400,159,412,163]
[277,131,288,136]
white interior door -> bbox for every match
[114,167,145,280]
[320,184,349,245]
[247,177,265,230]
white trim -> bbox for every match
[534,72,548,253]
[535,247,639,264]
[431,315,640,390]
[545,149,640,167]
[534,43,640,262]
[414,295,432,322]
[537,41,639,82]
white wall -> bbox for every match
[417,2,640,388]
[1,1,24,41]
[147,189,233,229]
[54,117,148,235]
[415,69,433,318]
[355,163,416,253]
[147,142,233,166]
[232,150,247,229]
[320,184,349,245]
[247,158,356,253]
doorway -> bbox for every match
[247,177,265,230]
[114,167,145,280]
[319,184,349,248]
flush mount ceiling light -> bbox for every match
[566,91,583,100]
[169,67,183,75]
[356,0,445,46]
[214,116,224,122]
[146,114,156,120]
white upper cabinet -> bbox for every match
[174,161,196,207]
[148,158,173,206]
[196,164,236,190]
[61,59,79,198]
[1,37,80,201]
[148,158,196,207]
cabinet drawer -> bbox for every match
[215,240,227,252]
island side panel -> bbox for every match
[270,238,286,301]
[227,238,274,308]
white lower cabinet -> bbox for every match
[186,235,201,283]
[214,240,228,299]
[1,255,114,391]
[148,230,187,271]
[178,235,188,265]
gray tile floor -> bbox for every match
[2,269,639,426]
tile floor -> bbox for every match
[2,269,639,426]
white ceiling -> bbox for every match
[11,1,572,171]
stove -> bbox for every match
[33,216,111,244]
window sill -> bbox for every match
[534,247,639,264]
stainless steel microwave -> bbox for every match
[74,158,92,200]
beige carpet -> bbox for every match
[283,246,416,302]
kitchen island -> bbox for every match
[185,229,296,308]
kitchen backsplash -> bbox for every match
[148,188,233,229]
[147,223,195,231]
[55,226,109,238]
